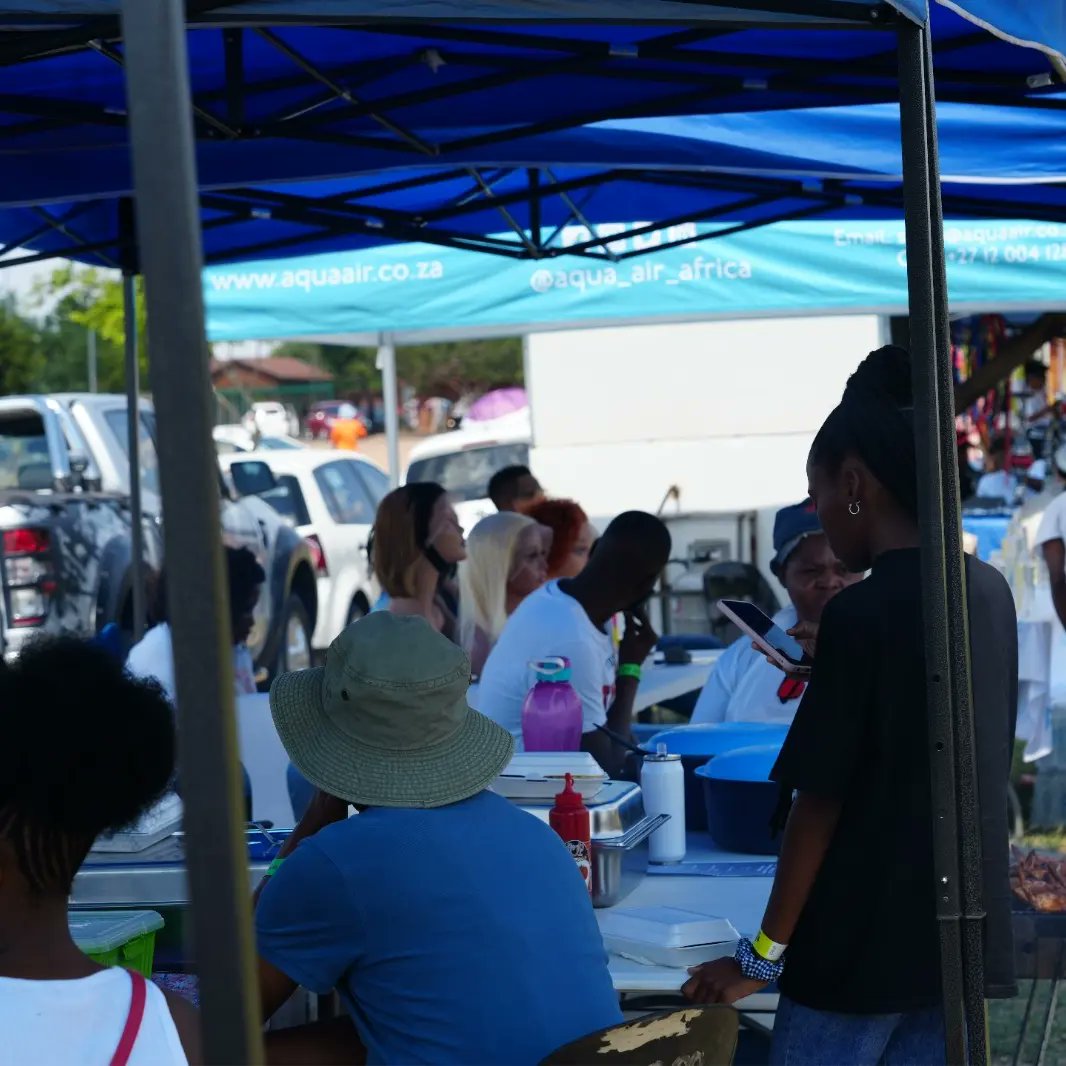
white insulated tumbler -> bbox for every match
[641,743,686,863]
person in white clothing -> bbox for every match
[478,511,670,777]
[1022,359,1056,460]
[1035,474,1066,635]
[0,638,198,1065]
[127,545,265,704]
[692,500,860,725]
[975,438,1020,506]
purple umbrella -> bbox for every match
[465,387,529,423]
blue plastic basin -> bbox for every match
[695,743,784,855]
[643,723,789,831]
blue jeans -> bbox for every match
[770,996,945,1066]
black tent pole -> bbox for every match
[921,28,989,1064]
[122,271,145,642]
[118,198,145,643]
[897,20,968,1066]
[119,1,264,1061]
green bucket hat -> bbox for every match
[269,612,514,809]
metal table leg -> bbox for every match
[1037,938,1065,1066]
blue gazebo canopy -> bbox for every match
[0,2,1060,207]
[0,2,1058,268]
[3,97,1066,269]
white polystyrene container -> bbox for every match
[600,906,739,969]
[491,752,607,800]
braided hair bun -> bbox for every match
[811,345,918,520]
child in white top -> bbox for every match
[127,545,266,704]
[0,638,197,1065]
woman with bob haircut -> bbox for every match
[370,482,467,639]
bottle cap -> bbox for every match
[553,772,586,810]
[532,657,572,683]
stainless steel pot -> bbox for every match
[591,813,668,908]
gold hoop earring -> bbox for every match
[848,501,861,516]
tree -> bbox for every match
[32,266,148,392]
[0,297,46,395]
[276,336,523,399]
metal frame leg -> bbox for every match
[1014,975,1040,1066]
[920,30,988,1064]
[898,19,984,1066]
[119,1,263,1061]
[1037,939,1065,1066]
[377,332,401,488]
[123,272,146,643]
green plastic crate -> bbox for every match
[69,910,164,978]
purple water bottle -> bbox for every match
[521,657,583,752]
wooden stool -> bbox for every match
[540,1006,738,1066]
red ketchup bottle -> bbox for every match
[549,772,592,895]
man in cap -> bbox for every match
[255,612,621,1064]
[691,500,859,725]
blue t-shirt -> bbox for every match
[256,790,621,1065]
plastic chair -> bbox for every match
[702,563,781,646]
[540,1006,738,1066]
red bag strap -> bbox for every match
[110,970,147,1066]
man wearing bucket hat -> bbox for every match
[255,612,621,1064]
[691,500,860,725]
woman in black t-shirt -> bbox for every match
[683,346,1017,1066]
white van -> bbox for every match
[404,409,531,533]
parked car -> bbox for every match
[0,393,318,680]
[404,408,531,532]
[222,448,389,651]
[213,424,304,455]
[305,400,345,441]
[243,401,299,440]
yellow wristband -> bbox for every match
[753,930,787,962]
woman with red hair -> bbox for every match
[528,499,596,580]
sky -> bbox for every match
[0,257,54,314]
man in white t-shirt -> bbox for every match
[478,511,671,777]
[692,500,860,725]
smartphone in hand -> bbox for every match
[717,599,812,676]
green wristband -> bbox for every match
[618,663,642,682]
[266,856,286,878]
